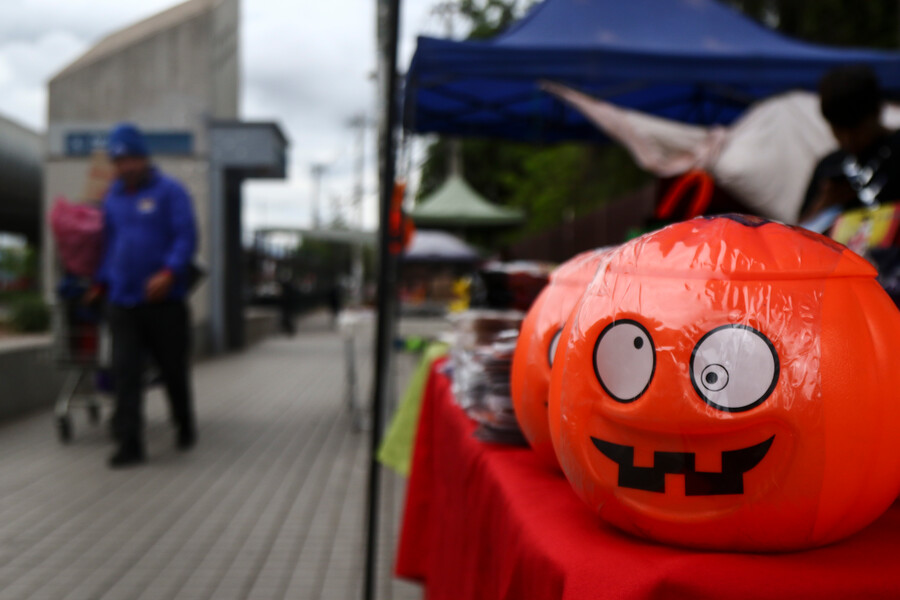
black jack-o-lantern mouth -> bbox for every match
[589,435,775,496]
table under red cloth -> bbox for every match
[396,360,900,600]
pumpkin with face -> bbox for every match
[512,249,612,469]
[548,215,900,551]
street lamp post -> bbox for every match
[310,163,328,229]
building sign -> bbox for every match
[65,131,194,156]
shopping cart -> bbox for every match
[52,292,109,443]
[49,198,108,443]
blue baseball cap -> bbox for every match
[107,122,149,159]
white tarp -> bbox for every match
[544,82,900,223]
[403,230,481,262]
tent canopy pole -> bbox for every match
[364,0,402,598]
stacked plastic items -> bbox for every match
[449,310,525,443]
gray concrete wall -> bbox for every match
[47,0,239,151]
[212,0,240,119]
[0,338,65,422]
[49,20,211,150]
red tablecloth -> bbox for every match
[396,361,900,600]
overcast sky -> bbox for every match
[0,0,454,232]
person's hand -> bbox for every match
[146,270,174,302]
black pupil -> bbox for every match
[633,337,643,350]
[705,372,718,385]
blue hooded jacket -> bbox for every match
[96,167,197,306]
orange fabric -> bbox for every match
[389,181,414,255]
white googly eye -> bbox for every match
[690,325,779,412]
[548,328,563,367]
[593,320,655,402]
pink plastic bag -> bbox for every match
[49,196,105,278]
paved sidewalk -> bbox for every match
[0,311,421,600]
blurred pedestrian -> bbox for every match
[87,122,198,468]
[328,281,342,328]
[801,65,900,223]
[279,274,297,335]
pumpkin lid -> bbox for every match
[603,215,876,281]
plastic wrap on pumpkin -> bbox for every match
[511,249,612,469]
[548,215,900,551]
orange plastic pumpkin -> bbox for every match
[548,215,900,551]
[512,249,612,469]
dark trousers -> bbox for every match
[110,301,195,448]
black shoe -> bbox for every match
[176,427,196,451]
[108,444,146,468]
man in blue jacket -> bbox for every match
[91,123,198,468]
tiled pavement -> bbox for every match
[0,311,422,600]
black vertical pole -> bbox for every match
[365,0,402,598]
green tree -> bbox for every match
[724,1,899,49]
[457,0,530,39]
[0,245,37,292]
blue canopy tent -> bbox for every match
[404,0,900,141]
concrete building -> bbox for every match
[44,0,288,354]
[0,114,42,245]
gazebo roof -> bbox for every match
[411,175,524,228]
